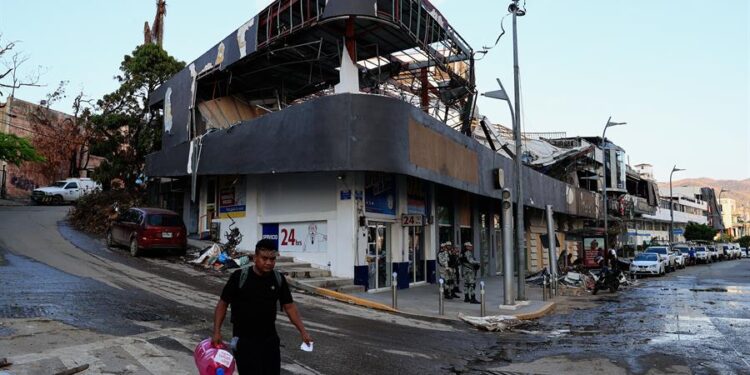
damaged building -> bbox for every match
[145,0,603,290]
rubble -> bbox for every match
[68,190,143,235]
[459,313,523,332]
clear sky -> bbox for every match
[1,0,748,182]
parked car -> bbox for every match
[707,246,719,262]
[731,243,742,259]
[630,253,665,277]
[671,249,686,269]
[693,246,711,264]
[742,247,748,258]
[673,246,694,266]
[32,178,101,204]
[644,246,674,272]
[107,207,187,257]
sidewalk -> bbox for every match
[348,275,555,321]
[0,198,28,206]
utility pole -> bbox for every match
[510,0,526,300]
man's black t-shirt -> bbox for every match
[220,268,293,338]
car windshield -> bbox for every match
[146,214,182,227]
[695,247,706,252]
[635,254,658,261]
[51,181,67,188]
[679,248,691,254]
[645,248,667,254]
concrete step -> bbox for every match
[303,277,355,289]
[276,261,310,269]
[281,268,331,279]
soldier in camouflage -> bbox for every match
[460,242,481,304]
[437,242,456,299]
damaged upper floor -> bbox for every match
[149,0,477,150]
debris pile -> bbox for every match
[459,313,523,332]
[189,221,250,271]
[68,190,143,235]
[525,265,636,295]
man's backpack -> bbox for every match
[239,265,283,290]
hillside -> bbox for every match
[657,178,750,204]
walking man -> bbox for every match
[460,242,480,304]
[213,239,312,374]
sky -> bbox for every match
[1,0,748,182]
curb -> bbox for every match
[286,278,397,313]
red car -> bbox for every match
[106,207,187,256]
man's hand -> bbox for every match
[301,331,313,345]
[212,332,223,346]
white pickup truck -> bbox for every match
[32,178,101,204]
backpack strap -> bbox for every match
[238,265,283,290]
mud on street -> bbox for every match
[1,206,750,374]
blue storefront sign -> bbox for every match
[365,173,396,215]
[262,223,279,248]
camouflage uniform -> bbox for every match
[460,243,480,304]
[437,244,455,299]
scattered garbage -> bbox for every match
[459,313,523,332]
[525,263,636,296]
[189,219,249,271]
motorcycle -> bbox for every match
[592,267,621,295]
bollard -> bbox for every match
[542,274,548,301]
[480,281,486,317]
[438,278,445,315]
[391,272,398,309]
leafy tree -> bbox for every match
[89,43,184,190]
[0,132,45,165]
[717,233,734,243]
[683,222,717,242]
[738,236,750,249]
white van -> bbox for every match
[32,178,101,204]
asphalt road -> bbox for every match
[0,206,493,375]
[1,205,749,374]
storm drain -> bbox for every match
[123,311,162,321]
[0,305,50,319]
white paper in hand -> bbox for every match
[300,342,314,352]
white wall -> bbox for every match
[643,207,707,225]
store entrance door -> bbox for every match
[367,222,391,290]
[408,226,426,283]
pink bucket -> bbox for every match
[194,338,236,375]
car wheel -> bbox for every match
[130,238,140,257]
[53,195,63,205]
[106,230,115,248]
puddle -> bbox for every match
[690,288,728,293]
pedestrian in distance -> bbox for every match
[212,239,312,375]
[460,242,481,304]
[437,242,455,299]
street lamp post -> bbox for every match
[600,117,626,255]
[481,0,527,300]
[669,165,686,245]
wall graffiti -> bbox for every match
[11,175,38,191]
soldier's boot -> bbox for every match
[451,288,461,299]
[470,294,481,304]
[444,289,453,299]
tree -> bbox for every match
[683,222,717,242]
[29,81,94,182]
[89,43,184,190]
[0,35,43,105]
[0,132,44,165]
[738,236,750,249]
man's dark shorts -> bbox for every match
[235,334,281,375]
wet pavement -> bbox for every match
[2,205,750,374]
[469,259,750,374]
